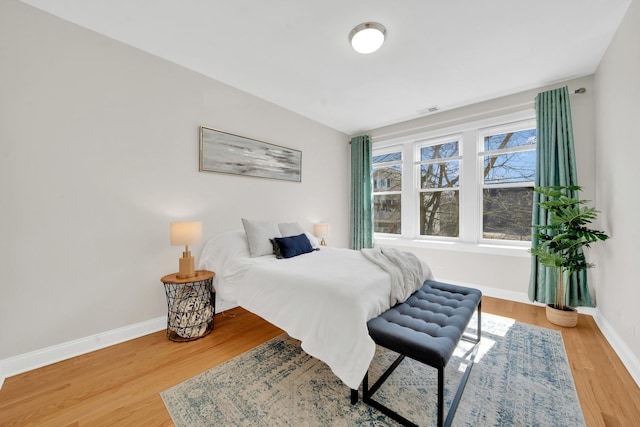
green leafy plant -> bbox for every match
[530,185,610,311]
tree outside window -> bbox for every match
[481,127,536,241]
[418,140,460,237]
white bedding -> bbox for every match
[199,230,432,390]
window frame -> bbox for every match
[414,134,463,240]
[371,109,536,255]
[477,119,536,245]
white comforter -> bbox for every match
[199,231,432,390]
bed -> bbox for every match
[198,224,432,390]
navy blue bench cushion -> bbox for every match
[367,280,482,368]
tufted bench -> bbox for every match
[363,280,482,427]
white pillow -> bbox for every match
[242,218,281,257]
[198,230,250,273]
[278,222,305,237]
[305,231,321,248]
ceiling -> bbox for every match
[21,0,631,135]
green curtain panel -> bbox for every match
[350,135,374,250]
[529,86,594,307]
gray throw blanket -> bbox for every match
[361,247,431,307]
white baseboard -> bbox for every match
[217,299,238,313]
[451,280,597,315]
[592,309,640,387]
[0,316,166,390]
[472,283,540,306]
[1,289,638,392]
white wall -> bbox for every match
[593,0,640,372]
[0,0,349,365]
[364,75,597,299]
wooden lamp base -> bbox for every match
[177,252,196,279]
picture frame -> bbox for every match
[199,126,302,182]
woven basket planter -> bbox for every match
[546,304,578,328]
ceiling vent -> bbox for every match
[417,106,439,115]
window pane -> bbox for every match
[420,141,459,161]
[374,194,401,234]
[484,129,536,151]
[483,151,535,184]
[420,161,460,189]
[373,151,401,164]
[373,166,402,191]
[483,187,533,241]
[419,190,459,237]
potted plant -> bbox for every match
[530,185,610,327]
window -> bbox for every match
[480,125,536,241]
[372,149,402,234]
[417,137,461,237]
[372,112,536,248]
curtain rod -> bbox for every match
[350,87,587,143]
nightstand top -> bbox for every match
[161,270,215,284]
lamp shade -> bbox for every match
[170,221,202,246]
[314,223,329,238]
[349,22,386,54]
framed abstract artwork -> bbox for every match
[199,126,302,182]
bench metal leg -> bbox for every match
[437,367,444,427]
[363,355,418,427]
[363,340,479,427]
[462,300,481,345]
[362,356,399,400]
[444,339,479,427]
[351,388,358,404]
[366,354,405,397]
[478,300,482,341]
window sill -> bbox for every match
[374,236,531,258]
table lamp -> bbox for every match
[170,221,202,278]
[314,223,329,246]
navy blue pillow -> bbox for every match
[272,233,314,259]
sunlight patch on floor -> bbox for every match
[456,312,517,369]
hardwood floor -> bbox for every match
[1,297,639,426]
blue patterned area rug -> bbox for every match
[161,313,585,426]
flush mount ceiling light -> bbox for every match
[349,22,386,54]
